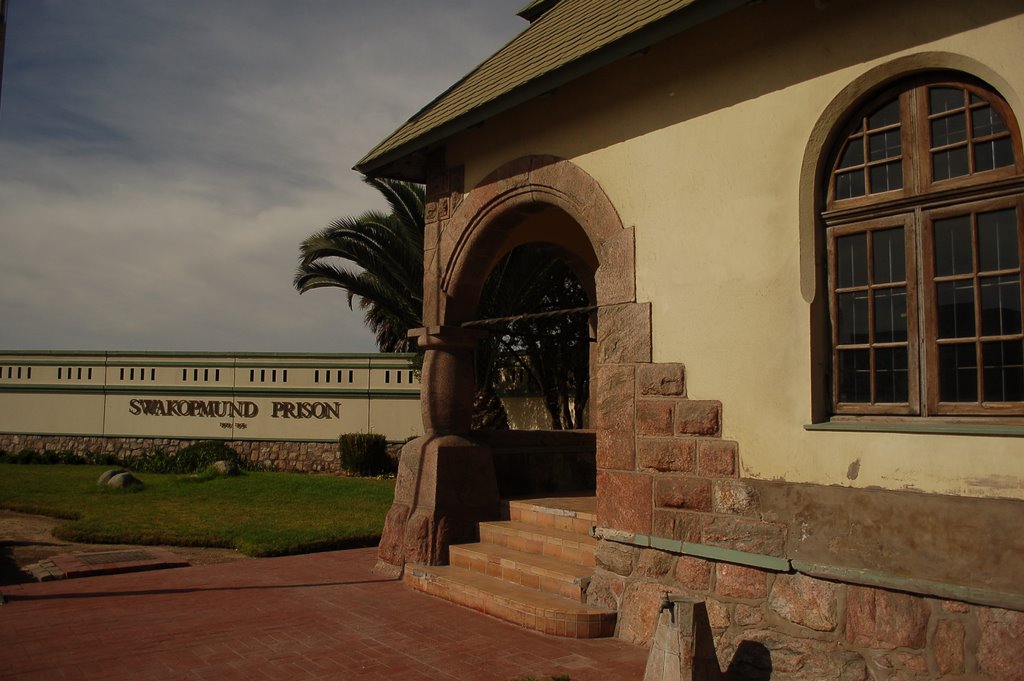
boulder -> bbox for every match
[212,460,240,476]
[97,469,128,486]
[107,472,143,490]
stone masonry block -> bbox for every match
[636,437,696,473]
[845,585,931,650]
[593,364,635,432]
[768,573,839,632]
[637,399,674,437]
[697,439,737,477]
[702,515,786,557]
[977,607,1024,681]
[674,555,712,591]
[637,363,685,397]
[618,581,673,647]
[597,470,652,534]
[595,540,637,577]
[933,619,965,676]
[654,476,712,512]
[652,509,703,543]
[711,478,758,515]
[594,364,635,470]
[597,302,651,364]
[715,563,768,599]
[594,226,636,306]
[597,429,636,471]
[674,400,721,436]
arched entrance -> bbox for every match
[376,155,645,575]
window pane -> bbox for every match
[978,208,1019,271]
[868,99,900,128]
[869,130,901,161]
[934,216,973,277]
[974,138,1014,172]
[836,170,866,199]
[838,349,871,402]
[933,147,970,180]
[874,347,909,403]
[869,161,903,193]
[838,139,864,168]
[931,113,967,147]
[837,233,868,287]
[983,341,1024,402]
[939,343,978,402]
[838,291,870,344]
[930,87,964,114]
[874,288,908,342]
[873,228,906,283]
[972,106,1008,136]
[937,280,977,338]
[980,275,1022,336]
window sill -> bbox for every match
[804,420,1024,437]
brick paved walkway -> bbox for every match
[0,548,647,681]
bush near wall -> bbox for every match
[338,433,394,477]
[0,441,248,474]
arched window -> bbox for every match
[823,74,1024,417]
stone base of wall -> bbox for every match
[0,433,346,474]
[590,540,1024,681]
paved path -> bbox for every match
[0,548,647,681]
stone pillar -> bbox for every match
[416,326,481,435]
[644,598,721,681]
[375,326,499,577]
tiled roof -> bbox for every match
[356,0,743,178]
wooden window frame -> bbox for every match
[922,196,1024,416]
[827,214,920,415]
[823,74,1024,420]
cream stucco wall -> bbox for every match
[445,0,1024,500]
[0,352,422,443]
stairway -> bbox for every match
[404,496,617,638]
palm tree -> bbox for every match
[294,176,424,352]
[295,176,590,429]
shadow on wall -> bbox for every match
[724,641,773,681]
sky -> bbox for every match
[0,1,523,353]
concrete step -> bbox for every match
[449,542,592,601]
[479,520,599,567]
[507,496,597,534]
[405,564,616,638]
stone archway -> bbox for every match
[376,155,648,576]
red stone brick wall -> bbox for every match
[0,433,343,473]
[589,542,1024,680]
[593,349,787,557]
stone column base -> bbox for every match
[377,434,499,573]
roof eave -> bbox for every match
[355,0,754,182]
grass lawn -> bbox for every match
[0,464,394,557]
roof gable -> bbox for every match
[356,0,747,179]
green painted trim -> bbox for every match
[791,560,1024,612]
[0,385,420,398]
[0,432,410,445]
[593,526,1023,609]
[0,350,417,359]
[2,359,107,367]
[804,421,1024,437]
[680,542,791,572]
[0,385,108,395]
[595,527,791,572]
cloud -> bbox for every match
[0,0,522,352]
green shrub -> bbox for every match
[338,433,392,477]
[125,441,242,474]
[14,449,40,464]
